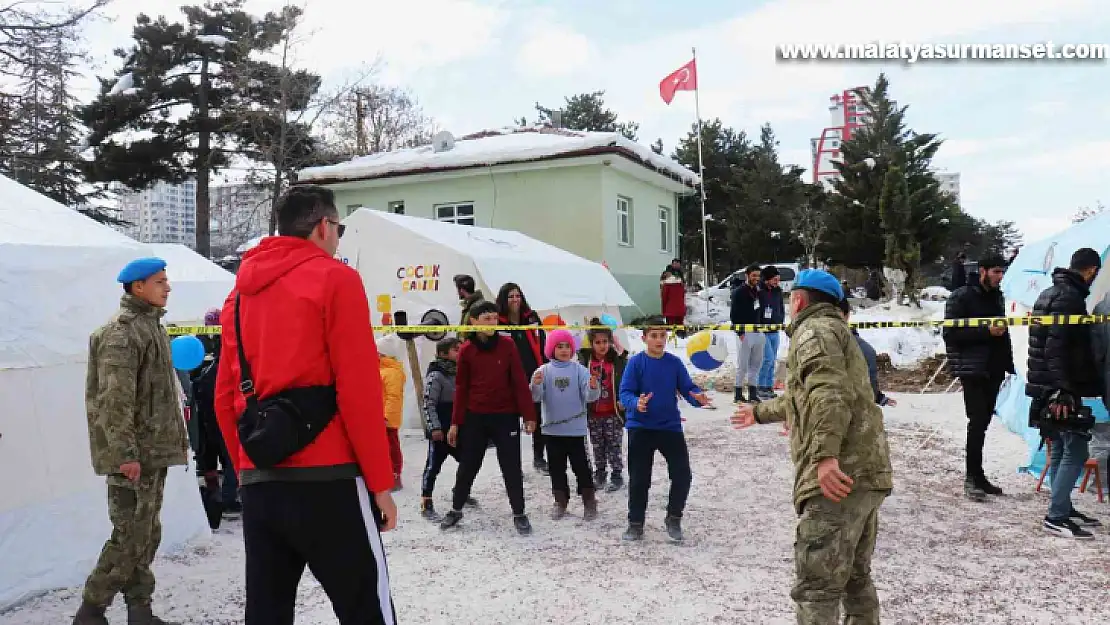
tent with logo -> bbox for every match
[996,213,1110,476]
[0,176,209,610]
[338,208,635,429]
[148,243,235,325]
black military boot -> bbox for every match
[127,603,180,625]
[72,600,109,625]
[747,386,762,404]
[733,386,745,403]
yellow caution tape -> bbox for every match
[164,314,1110,337]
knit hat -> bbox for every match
[204,308,221,326]
[760,265,780,281]
[544,329,575,360]
[376,334,405,360]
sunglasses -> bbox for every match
[325,219,346,238]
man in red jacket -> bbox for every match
[441,300,538,534]
[215,185,398,625]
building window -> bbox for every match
[346,204,362,217]
[388,200,405,215]
[435,202,475,226]
[658,206,672,252]
[616,196,633,246]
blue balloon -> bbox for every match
[171,335,206,371]
[600,313,619,329]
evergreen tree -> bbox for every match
[879,165,921,302]
[78,0,288,256]
[672,118,752,276]
[533,91,638,140]
[722,124,806,265]
[825,73,958,271]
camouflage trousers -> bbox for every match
[82,468,167,607]
[792,488,887,625]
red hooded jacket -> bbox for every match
[214,236,393,493]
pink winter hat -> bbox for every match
[544,329,575,359]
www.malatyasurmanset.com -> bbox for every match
[777,42,1108,63]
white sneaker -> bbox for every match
[1043,517,1094,539]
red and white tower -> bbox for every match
[811,87,872,186]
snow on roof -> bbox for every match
[297,126,699,187]
[0,174,143,249]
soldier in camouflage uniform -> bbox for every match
[732,269,893,625]
[73,257,189,625]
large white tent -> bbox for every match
[0,176,208,610]
[148,243,235,324]
[338,209,634,429]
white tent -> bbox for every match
[338,209,634,429]
[0,176,208,610]
[148,243,235,324]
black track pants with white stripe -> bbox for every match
[242,477,396,625]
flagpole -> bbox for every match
[692,47,711,303]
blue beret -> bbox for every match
[117,257,167,284]
[795,269,844,301]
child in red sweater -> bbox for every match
[441,301,538,535]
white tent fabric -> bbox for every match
[338,209,634,429]
[996,215,1110,476]
[0,176,208,610]
[148,243,235,324]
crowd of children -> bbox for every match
[376,290,709,542]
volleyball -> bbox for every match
[686,330,728,371]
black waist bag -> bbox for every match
[233,295,338,469]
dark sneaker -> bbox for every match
[533,459,550,476]
[964,479,987,502]
[975,477,1004,496]
[514,514,533,535]
[420,498,440,521]
[465,497,479,508]
[605,473,624,492]
[622,523,644,541]
[1069,509,1102,528]
[1043,517,1094,539]
[594,471,607,489]
[664,515,684,543]
[439,510,463,530]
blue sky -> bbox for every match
[79,0,1110,240]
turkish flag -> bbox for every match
[659,59,697,104]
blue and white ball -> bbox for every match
[686,330,728,371]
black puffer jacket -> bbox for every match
[1026,268,1100,399]
[942,284,1015,378]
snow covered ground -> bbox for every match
[5,392,1108,625]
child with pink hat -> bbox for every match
[530,329,601,520]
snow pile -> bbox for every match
[684,293,728,325]
[853,300,946,368]
[296,126,699,186]
[919,286,951,301]
[5,394,1108,624]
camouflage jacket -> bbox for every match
[457,290,485,341]
[754,302,893,513]
[85,294,189,476]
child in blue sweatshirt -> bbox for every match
[531,329,602,520]
[619,318,710,542]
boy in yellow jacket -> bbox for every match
[378,335,407,491]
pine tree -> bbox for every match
[533,91,638,140]
[672,119,752,275]
[825,73,958,271]
[78,0,289,256]
[879,165,921,303]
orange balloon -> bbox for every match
[542,314,565,327]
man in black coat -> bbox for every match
[943,254,1015,501]
[950,252,968,290]
[1026,247,1102,539]
[730,264,765,404]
